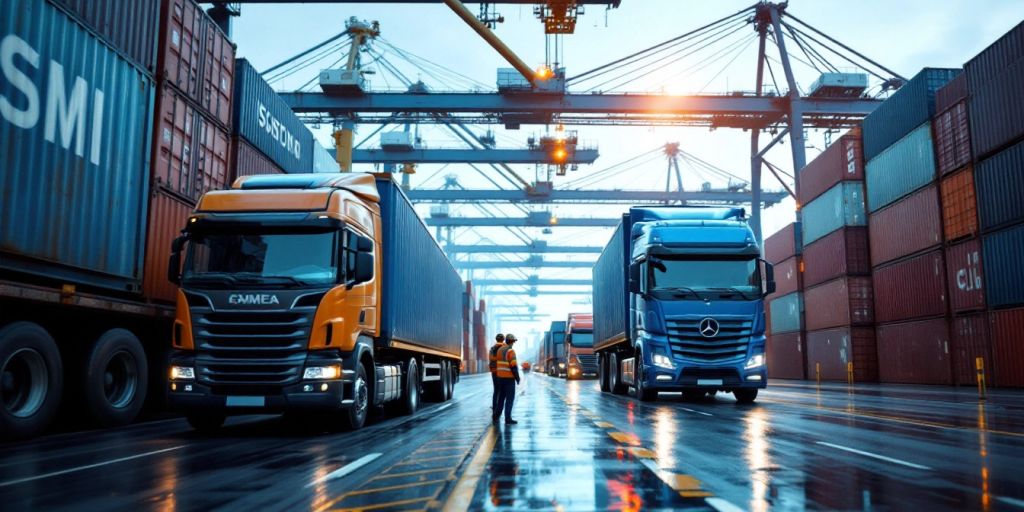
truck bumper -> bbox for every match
[645,365,767,391]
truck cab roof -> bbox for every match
[234,173,381,203]
[628,206,759,256]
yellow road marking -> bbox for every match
[342,478,450,497]
[392,454,466,466]
[595,421,614,428]
[370,467,453,481]
[630,447,657,459]
[330,496,431,512]
[608,432,641,446]
[680,490,715,498]
[414,445,475,454]
[442,426,497,512]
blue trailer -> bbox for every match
[545,321,567,377]
[592,207,776,403]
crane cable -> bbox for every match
[261,30,348,76]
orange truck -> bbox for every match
[166,174,463,430]
[565,313,598,379]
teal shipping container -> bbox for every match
[801,182,866,246]
[865,123,936,212]
[768,292,803,335]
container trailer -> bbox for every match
[545,321,567,377]
[592,207,775,403]
[565,313,597,379]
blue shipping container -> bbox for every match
[0,0,154,292]
[768,292,803,334]
[314,142,339,173]
[982,223,1024,309]
[965,21,1024,159]
[865,123,936,212]
[377,178,463,357]
[977,138,1024,233]
[592,215,630,351]
[862,68,959,161]
[233,59,314,173]
[801,182,866,246]
[48,0,160,75]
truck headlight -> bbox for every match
[652,354,675,369]
[170,366,195,380]
[558,363,566,369]
[745,354,765,370]
[303,365,341,380]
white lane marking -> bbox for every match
[815,442,932,470]
[306,453,381,488]
[706,497,746,512]
[436,403,454,412]
[0,445,185,488]
[680,407,713,417]
[997,497,1024,509]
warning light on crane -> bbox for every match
[549,215,559,225]
[535,66,554,80]
[552,147,568,163]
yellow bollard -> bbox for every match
[976,357,987,401]
[847,362,855,386]
[815,362,821,387]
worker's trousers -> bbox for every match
[491,373,499,411]
[493,378,516,421]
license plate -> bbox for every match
[227,396,265,407]
[697,379,723,386]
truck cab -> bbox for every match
[565,313,597,379]
[546,321,567,377]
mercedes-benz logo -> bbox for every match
[699,317,720,338]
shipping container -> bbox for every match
[932,101,972,176]
[876,318,951,385]
[868,184,942,267]
[771,256,802,298]
[159,0,203,102]
[0,0,155,292]
[862,68,959,161]
[865,123,937,212]
[377,178,463,357]
[462,281,476,374]
[231,137,285,177]
[768,292,803,334]
[233,59,315,173]
[935,72,967,112]
[806,327,877,382]
[803,276,873,331]
[976,138,1024,232]
[593,216,628,349]
[873,250,947,323]
[982,223,1024,309]
[142,191,194,302]
[989,307,1024,387]
[767,332,805,380]
[801,227,870,288]
[49,0,160,74]
[193,113,231,194]
[801,182,866,246]
[966,21,1024,160]
[152,83,230,203]
[198,14,234,128]
[949,314,990,386]
[764,222,801,264]
[798,127,863,205]
[945,239,986,313]
[940,167,979,243]
[314,143,340,173]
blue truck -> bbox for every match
[544,321,567,377]
[592,207,776,403]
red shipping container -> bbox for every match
[876,318,951,385]
[231,137,285,179]
[764,223,800,264]
[873,250,948,323]
[143,191,194,302]
[159,0,234,127]
[798,127,864,205]
[940,167,979,243]
[950,314,991,386]
[153,84,230,202]
[767,332,805,380]
[198,16,234,128]
[945,239,986,313]
[804,276,873,331]
[868,184,943,267]
[801,227,870,288]
[935,72,967,112]
[990,307,1024,387]
[193,114,231,194]
[770,256,801,298]
[806,327,877,382]
[932,101,972,176]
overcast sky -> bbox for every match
[227,1,1024,354]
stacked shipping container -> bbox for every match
[764,224,804,379]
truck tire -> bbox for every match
[609,353,628,395]
[443,361,454,401]
[598,354,611,392]
[634,352,657,402]
[401,359,420,415]
[0,322,63,440]
[82,329,148,427]
[734,389,758,404]
[186,412,226,432]
[341,363,369,430]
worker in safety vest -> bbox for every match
[488,333,505,412]
[493,334,521,424]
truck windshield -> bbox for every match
[183,231,338,286]
[649,256,760,299]
[570,332,594,347]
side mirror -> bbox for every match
[167,235,187,285]
[353,252,374,284]
[628,262,641,294]
[761,259,776,296]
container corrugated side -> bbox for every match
[152,83,231,203]
[950,314,990,386]
[966,21,1024,160]
[932,101,972,176]
[876,318,951,385]
[989,307,1024,387]
[940,167,979,243]
[935,72,968,112]
[0,0,154,292]
[862,68,959,161]
[801,227,870,288]
[767,332,805,380]
[593,218,629,350]
[142,191,193,302]
[945,239,986,313]
[231,137,285,177]
[378,178,462,357]
[768,292,803,334]
[982,223,1024,309]
[49,0,160,74]
[798,127,863,205]
[233,59,314,173]
[873,250,947,323]
[198,14,234,129]
[806,327,877,382]
[976,139,1024,233]
[865,123,937,212]
[868,184,942,267]
[764,222,800,264]
[159,0,203,105]
[771,256,801,298]
[803,276,873,331]
[801,182,866,246]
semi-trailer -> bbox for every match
[545,321,567,377]
[565,313,598,379]
[592,207,775,403]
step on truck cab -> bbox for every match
[166,173,463,430]
[565,313,598,379]
[593,207,775,403]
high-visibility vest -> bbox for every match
[488,342,505,373]
[495,345,518,379]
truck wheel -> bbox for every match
[634,352,657,402]
[440,361,451,401]
[83,329,148,427]
[401,359,420,415]
[445,361,455,400]
[609,353,628,395]
[0,322,63,440]
[186,412,225,432]
[598,354,611,392]
[341,363,369,430]
[734,389,758,404]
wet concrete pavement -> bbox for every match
[2,372,1024,511]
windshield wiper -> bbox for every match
[232,274,316,286]
[657,286,703,300]
[182,272,237,284]
[707,287,755,300]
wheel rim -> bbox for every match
[354,375,368,419]
[1,348,48,418]
[410,365,419,409]
[609,355,617,389]
[103,350,138,409]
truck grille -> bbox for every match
[191,308,315,388]
[664,315,752,364]
[576,354,599,372]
